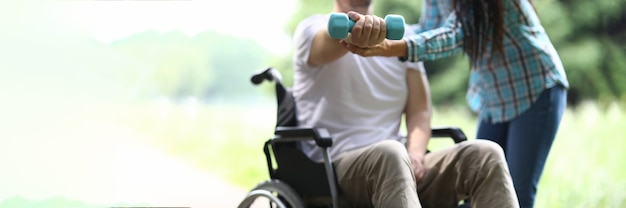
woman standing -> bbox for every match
[342,0,569,207]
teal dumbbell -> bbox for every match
[327,12,405,40]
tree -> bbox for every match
[280,0,626,107]
[110,30,271,102]
[540,0,626,106]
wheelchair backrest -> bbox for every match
[251,67,298,127]
[252,67,338,200]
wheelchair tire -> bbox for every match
[237,179,306,208]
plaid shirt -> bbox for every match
[403,0,569,123]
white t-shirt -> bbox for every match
[292,14,425,161]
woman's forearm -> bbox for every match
[389,39,408,57]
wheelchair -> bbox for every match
[238,67,470,208]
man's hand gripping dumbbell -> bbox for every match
[328,11,405,48]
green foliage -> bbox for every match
[139,103,626,207]
[281,0,626,107]
[0,196,151,208]
[539,0,626,105]
[83,0,623,106]
[427,55,471,107]
[373,0,422,24]
[109,30,271,101]
[285,0,334,36]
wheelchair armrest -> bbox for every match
[431,126,467,144]
[274,126,333,148]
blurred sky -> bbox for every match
[0,0,296,56]
[55,0,297,55]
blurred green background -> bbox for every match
[0,0,624,207]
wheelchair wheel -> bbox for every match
[237,179,306,208]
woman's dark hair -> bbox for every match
[453,0,505,64]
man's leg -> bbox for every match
[417,140,519,208]
[334,139,420,208]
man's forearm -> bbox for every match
[406,113,431,158]
[404,68,432,157]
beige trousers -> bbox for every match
[333,139,519,208]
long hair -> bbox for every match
[453,0,505,64]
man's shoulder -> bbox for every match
[302,14,328,22]
[293,14,329,40]
[296,14,328,29]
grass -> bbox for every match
[3,98,621,207]
[123,99,276,188]
[130,100,625,207]
[535,102,626,207]
[0,196,151,208]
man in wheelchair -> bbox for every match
[287,0,520,207]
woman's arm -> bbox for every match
[344,13,465,62]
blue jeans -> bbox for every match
[476,85,567,208]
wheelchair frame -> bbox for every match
[238,67,469,208]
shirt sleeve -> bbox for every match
[402,24,426,73]
[410,0,437,34]
[402,13,465,63]
[293,15,326,68]
[407,61,426,74]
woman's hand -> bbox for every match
[341,39,407,57]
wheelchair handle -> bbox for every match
[431,127,467,144]
[251,67,283,85]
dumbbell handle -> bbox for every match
[327,13,405,40]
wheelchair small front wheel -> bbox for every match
[237,179,306,208]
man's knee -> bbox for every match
[370,140,410,165]
[462,140,507,163]
[373,139,407,155]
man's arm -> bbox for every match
[404,66,432,181]
[308,13,387,65]
[307,27,350,66]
